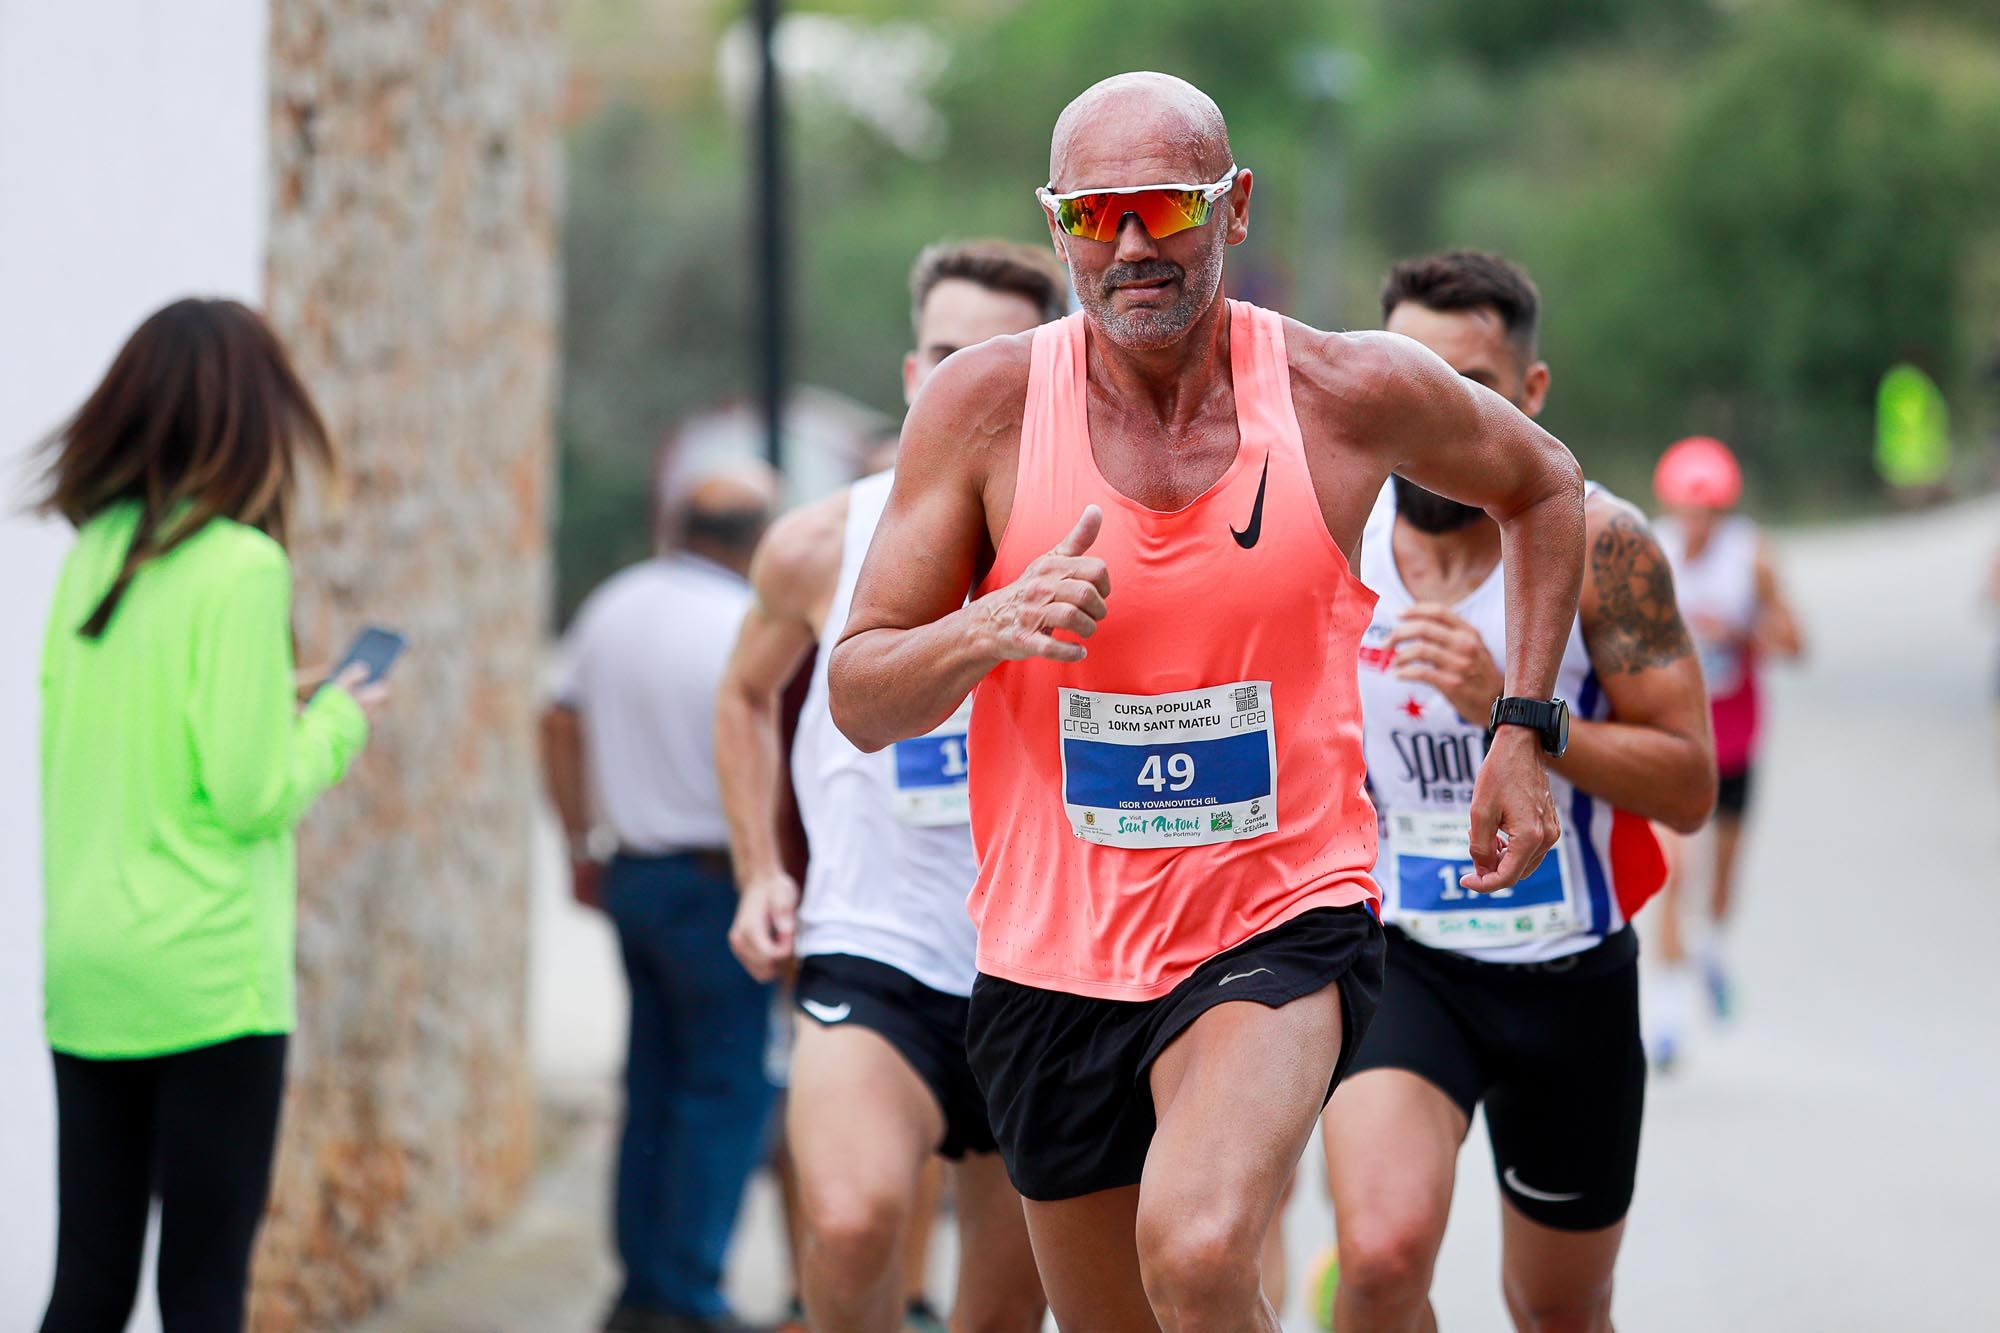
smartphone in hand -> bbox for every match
[320,626,407,695]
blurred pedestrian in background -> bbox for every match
[35,298,383,1333]
[539,451,781,1333]
[1646,435,1805,1067]
[1875,360,1952,504]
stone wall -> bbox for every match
[252,2,562,1325]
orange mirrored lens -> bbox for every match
[1052,189,1212,242]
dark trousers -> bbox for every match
[604,852,776,1316]
[40,1033,288,1333]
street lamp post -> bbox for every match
[754,0,787,472]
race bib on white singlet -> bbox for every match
[1058,682,1278,849]
[1385,808,1576,947]
[889,696,972,827]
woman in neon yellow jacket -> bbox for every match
[36,298,383,1333]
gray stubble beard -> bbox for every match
[1074,233,1228,353]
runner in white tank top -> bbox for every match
[1356,481,1661,963]
[1646,435,1806,1063]
[791,469,978,994]
[714,241,1062,1333]
[1321,251,1716,1333]
[1657,510,1761,701]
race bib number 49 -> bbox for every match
[1059,682,1277,849]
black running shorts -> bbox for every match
[1347,925,1645,1231]
[1715,765,1753,818]
[965,905,1385,1202]
[794,953,995,1159]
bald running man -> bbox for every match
[1323,251,1715,1333]
[828,74,1587,1331]
[719,240,1066,1333]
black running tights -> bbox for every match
[40,1033,288,1333]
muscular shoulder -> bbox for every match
[905,328,1036,461]
[1583,487,1650,545]
[749,489,848,623]
[1280,322,1458,447]
[1582,490,1694,672]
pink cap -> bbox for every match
[1653,435,1742,510]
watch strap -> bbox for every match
[1485,695,1567,756]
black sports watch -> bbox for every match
[1486,696,1570,758]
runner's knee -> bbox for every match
[1135,1202,1264,1321]
[803,1180,908,1280]
[1337,1209,1446,1307]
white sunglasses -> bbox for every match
[1036,165,1240,242]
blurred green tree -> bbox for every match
[1380,0,1712,71]
[1576,5,1982,502]
[557,99,752,613]
[551,0,2000,616]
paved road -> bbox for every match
[360,496,2000,1331]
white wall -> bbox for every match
[0,0,268,1318]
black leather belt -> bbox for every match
[616,847,734,879]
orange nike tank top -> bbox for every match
[967,301,1380,1001]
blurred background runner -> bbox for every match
[1645,436,1805,1069]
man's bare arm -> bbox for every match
[830,338,1110,752]
[1365,334,1587,705]
[715,496,842,889]
[716,497,844,978]
[1554,497,1716,832]
[539,701,610,906]
[538,703,592,848]
[1385,502,1713,830]
[1331,331,1584,891]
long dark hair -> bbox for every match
[41,298,335,638]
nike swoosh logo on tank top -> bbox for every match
[1231,455,1270,549]
[967,302,1380,1001]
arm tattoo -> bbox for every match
[1587,512,1695,673]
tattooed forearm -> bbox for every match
[1587,512,1695,673]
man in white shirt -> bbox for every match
[541,457,780,1333]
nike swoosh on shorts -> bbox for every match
[1503,1166,1585,1204]
[800,999,852,1024]
[1216,966,1275,987]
